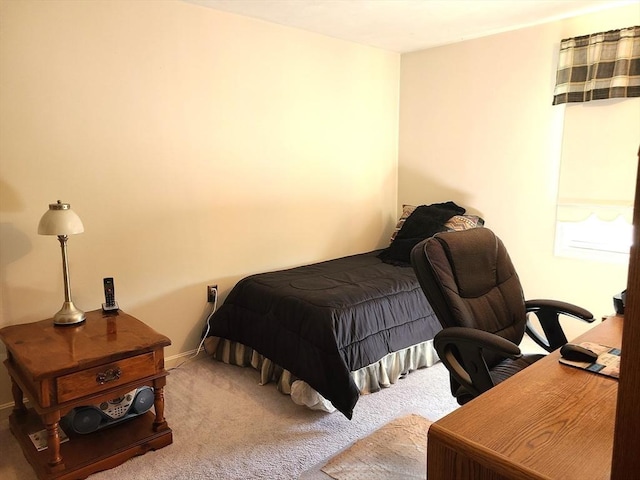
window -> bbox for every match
[555,98,639,263]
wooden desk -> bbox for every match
[427,315,623,480]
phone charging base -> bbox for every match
[102,302,119,312]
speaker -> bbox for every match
[62,386,154,435]
[65,406,102,434]
[130,385,154,414]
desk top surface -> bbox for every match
[429,315,623,480]
[0,310,171,380]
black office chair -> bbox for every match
[410,227,595,405]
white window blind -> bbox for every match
[555,97,639,263]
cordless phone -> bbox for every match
[102,277,119,312]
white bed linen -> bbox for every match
[204,337,438,413]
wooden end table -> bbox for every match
[0,309,172,480]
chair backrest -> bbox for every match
[411,228,527,368]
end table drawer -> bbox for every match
[56,352,157,403]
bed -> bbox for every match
[203,202,483,418]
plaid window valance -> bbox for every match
[552,26,640,105]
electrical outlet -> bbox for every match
[207,285,218,304]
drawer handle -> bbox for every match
[96,367,122,384]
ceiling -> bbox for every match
[184,0,635,52]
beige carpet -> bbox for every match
[1,358,454,480]
[320,414,432,480]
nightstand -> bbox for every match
[0,309,172,480]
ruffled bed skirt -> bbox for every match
[203,336,438,413]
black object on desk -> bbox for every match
[613,290,626,315]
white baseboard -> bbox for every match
[0,348,208,421]
[165,347,207,369]
[0,400,17,421]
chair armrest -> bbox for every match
[526,299,594,321]
[434,327,521,398]
[525,299,595,352]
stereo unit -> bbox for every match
[62,386,154,435]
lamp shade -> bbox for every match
[38,201,84,236]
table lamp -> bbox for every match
[38,200,86,326]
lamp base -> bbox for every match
[53,302,86,326]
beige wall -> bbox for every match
[0,0,399,406]
[399,4,639,341]
[1,1,638,410]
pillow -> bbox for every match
[380,202,466,265]
[389,204,417,242]
[390,206,484,241]
[444,214,485,231]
